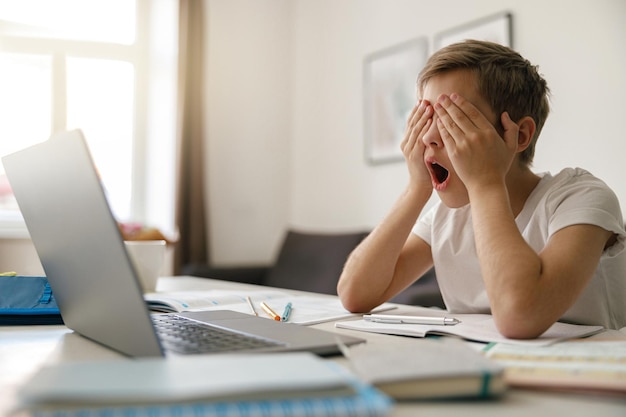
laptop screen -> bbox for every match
[3,130,164,356]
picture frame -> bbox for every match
[434,12,512,51]
[363,36,429,165]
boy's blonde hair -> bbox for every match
[418,40,550,165]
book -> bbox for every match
[18,352,392,417]
[484,339,626,395]
[144,289,395,325]
[335,308,604,347]
[341,338,506,400]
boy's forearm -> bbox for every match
[468,183,546,333]
[337,186,431,312]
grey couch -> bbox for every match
[182,229,445,308]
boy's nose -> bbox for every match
[421,116,443,147]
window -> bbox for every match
[0,0,178,238]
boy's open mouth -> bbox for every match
[429,162,449,189]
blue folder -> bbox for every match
[0,275,63,325]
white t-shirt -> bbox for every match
[413,168,626,330]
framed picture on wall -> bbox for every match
[434,12,512,51]
[363,36,429,165]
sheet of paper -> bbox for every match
[145,289,395,325]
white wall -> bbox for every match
[205,0,293,265]
[205,0,626,266]
[0,238,44,276]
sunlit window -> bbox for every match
[66,58,135,220]
[0,53,52,212]
[0,0,135,44]
[0,0,178,237]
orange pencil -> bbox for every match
[260,301,281,321]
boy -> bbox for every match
[337,40,625,339]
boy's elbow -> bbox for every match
[337,283,375,313]
[489,284,557,339]
[337,290,369,314]
[340,300,362,314]
[492,308,552,340]
[495,320,547,340]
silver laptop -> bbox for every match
[2,130,364,357]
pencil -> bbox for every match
[246,296,258,316]
[260,301,281,321]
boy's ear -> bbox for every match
[515,116,536,154]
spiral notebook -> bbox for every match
[18,353,392,417]
[24,381,390,417]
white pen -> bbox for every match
[363,314,460,326]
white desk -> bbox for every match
[2,276,625,417]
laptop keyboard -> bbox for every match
[152,314,284,354]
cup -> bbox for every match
[124,240,167,293]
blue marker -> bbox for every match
[281,302,293,322]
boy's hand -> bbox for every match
[400,100,434,195]
[433,93,519,190]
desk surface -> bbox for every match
[2,276,625,417]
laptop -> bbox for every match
[2,130,364,357]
